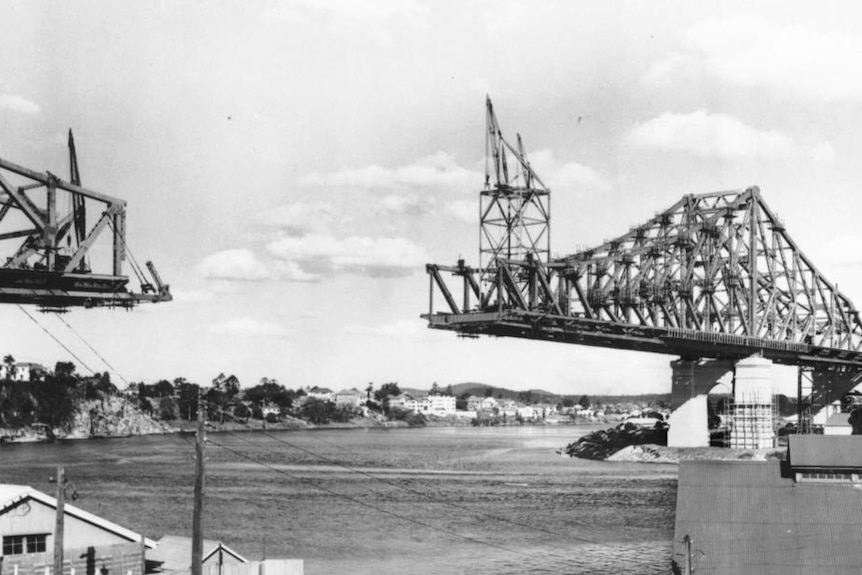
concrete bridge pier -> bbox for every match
[730,355,774,449]
[667,359,733,447]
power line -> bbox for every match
[205,419,637,568]
[16,304,96,374]
[55,314,131,387]
[247,426,602,545]
[207,437,536,558]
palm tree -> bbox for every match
[3,355,14,382]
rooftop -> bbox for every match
[675,460,862,574]
[0,484,156,548]
[789,435,862,469]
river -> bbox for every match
[0,425,678,574]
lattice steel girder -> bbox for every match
[424,186,862,363]
[480,97,550,278]
[0,145,170,309]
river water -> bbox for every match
[0,425,678,574]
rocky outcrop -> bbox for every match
[565,424,668,460]
[64,396,176,439]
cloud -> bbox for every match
[260,202,335,235]
[627,110,832,161]
[380,193,432,216]
[298,152,480,194]
[528,149,612,192]
[199,249,271,281]
[210,317,288,339]
[446,200,476,223]
[267,233,428,278]
[0,94,40,116]
[646,19,862,103]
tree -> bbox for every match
[484,387,494,398]
[159,397,179,420]
[223,375,240,399]
[578,395,590,409]
[54,361,76,381]
[430,382,440,395]
[365,382,374,400]
[301,398,332,424]
[243,380,294,408]
[152,379,175,398]
[444,384,453,396]
[518,390,533,405]
[233,403,250,420]
[3,354,14,382]
[32,378,76,432]
[456,392,469,411]
[176,381,201,420]
[374,382,401,403]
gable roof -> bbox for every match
[150,535,247,571]
[789,435,862,469]
[675,460,862,574]
[0,484,156,548]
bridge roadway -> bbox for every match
[424,309,862,370]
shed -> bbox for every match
[149,535,247,574]
[0,484,155,554]
[674,437,862,574]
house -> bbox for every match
[0,363,47,382]
[824,412,853,436]
[261,402,280,419]
[674,435,862,574]
[0,484,155,575]
[385,394,412,411]
[516,406,537,420]
[418,395,456,415]
[306,387,334,402]
[334,388,364,408]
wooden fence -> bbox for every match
[0,542,144,575]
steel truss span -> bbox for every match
[0,131,170,310]
[425,186,862,369]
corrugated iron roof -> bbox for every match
[0,483,156,548]
[674,460,862,575]
[789,435,862,469]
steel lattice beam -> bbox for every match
[0,134,170,310]
[425,187,862,368]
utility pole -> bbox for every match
[682,534,693,575]
[191,390,205,575]
[54,466,65,575]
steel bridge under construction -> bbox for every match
[424,98,862,447]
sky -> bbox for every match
[1,0,862,395]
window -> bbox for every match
[3,534,47,555]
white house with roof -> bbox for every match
[306,387,335,402]
[419,395,456,415]
[0,363,47,382]
[334,388,364,408]
[0,484,155,572]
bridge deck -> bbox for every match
[424,310,862,368]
